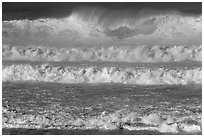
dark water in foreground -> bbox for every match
[3,128,165,135]
[2,82,202,135]
[2,128,202,135]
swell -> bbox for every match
[2,63,201,85]
[2,45,202,62]
[2,7,202,47]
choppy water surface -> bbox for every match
[2,82,202,135]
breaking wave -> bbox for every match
[2,6,202,85]
[2,7,202,47]
[2,63,201,85]
[2,45,202,62]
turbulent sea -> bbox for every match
[2,3,202,135]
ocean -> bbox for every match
[2,2,202,135]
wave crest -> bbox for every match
[2,63,201,85]
[3,7,201,46]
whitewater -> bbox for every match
[2,7,202,63]
[2,45,202,62]
[3,7,201,47]
[2,5,202,135]
[2,62,202,85]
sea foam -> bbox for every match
[2,63,201,85]
[3,45,201,62]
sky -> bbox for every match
[2,2,202,20]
